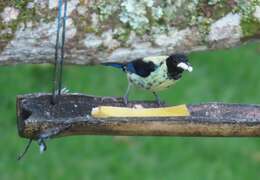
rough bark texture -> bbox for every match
[17,93,260,139]
[0,0,260,65]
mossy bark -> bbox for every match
[0,0,259,65]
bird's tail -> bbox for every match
[101,62,125,70]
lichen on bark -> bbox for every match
[0,0,56,51]
[0,0,259,65]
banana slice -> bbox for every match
[91,105,190,118]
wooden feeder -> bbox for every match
[13,1,260,159]
[16,0,260,142]
[17,93,260,140]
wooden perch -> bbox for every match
[17,93,260,139]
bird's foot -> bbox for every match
[153,92,163,107]
[101,96,118,102]
[156,99,163,107]
[123,95,128,106]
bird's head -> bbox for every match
[166,53,193,80]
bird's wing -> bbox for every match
[126,58,157,78]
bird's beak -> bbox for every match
[177,62,193,72]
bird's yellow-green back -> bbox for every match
[142,56,168,65]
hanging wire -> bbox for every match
[17,139,33,160]
[17,0,68,160]
[52,0,68,104]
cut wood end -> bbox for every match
[91,104,190,118]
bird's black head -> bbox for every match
[166,54,193,80]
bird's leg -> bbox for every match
[153,92,162,106]
[123,83,131,105]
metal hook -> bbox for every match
[38,138,47,153]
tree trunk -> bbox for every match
[0,1,259,65]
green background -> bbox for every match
[0,42,260,180]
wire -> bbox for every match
[17,1,68,159]
[17,139,33,160]
[52,0,68,104]
[59,0,68,95]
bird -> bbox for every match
[102,53,193,105]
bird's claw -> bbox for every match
[156,100,162,107]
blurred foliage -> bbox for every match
[0,42,260,180]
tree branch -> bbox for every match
[17,93,260,139]
[1,1,260,65]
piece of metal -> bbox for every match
[38,139,47,153]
